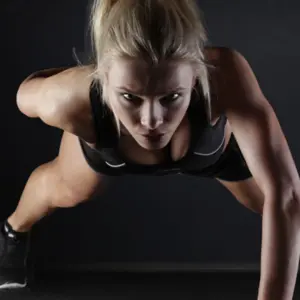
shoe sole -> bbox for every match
[0,280,27,290]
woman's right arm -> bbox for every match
[16,65,97,143]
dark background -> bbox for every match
[0,0,299,273]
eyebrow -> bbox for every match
[115,86,187,95]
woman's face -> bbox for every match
[105,57,196,150]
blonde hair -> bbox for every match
[87,0,213,135]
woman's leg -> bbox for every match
[7,131,111,232]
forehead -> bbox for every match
[108,58,194,94]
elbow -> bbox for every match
[284,189,300,221]
[265,186,300,221]
[16,86,28,116]
[16,81,40,118]
[16,85,30,117]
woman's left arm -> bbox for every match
[216,48,300,300]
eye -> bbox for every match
[122,93,134,101]
[121,93,141,105]
[170,93,180,100]
[161,93,181,105]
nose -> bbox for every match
[140,103,164,130]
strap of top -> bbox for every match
[89,80,118,148]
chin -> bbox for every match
[140,143,165,151]
[136,135,170,150]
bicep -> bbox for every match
[39,93,97,144]
[218,48,299,199]
[16,67,72,117]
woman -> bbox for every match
[1,0,299,298]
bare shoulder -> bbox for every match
[60,95,96,145]
[204,46,223,64]
[203,46,225,120]
[40,66,97,144]
[204,46,237,65]
[203,46,243,118]
[58,88,96,144]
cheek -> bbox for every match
[121,110,136,125]
[167,98,190,123]
[111,99,137,126]
[170,109,186,124]
[108,93,125,114]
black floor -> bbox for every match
[0,272,299,299]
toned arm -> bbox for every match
[16,65,97,143]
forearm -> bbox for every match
[258,198,300,300]
[16,65,94,118]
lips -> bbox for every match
[141,133,164,141]
[141,130,164,136]
[143,133,162,137]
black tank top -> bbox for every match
[86,80,227,175]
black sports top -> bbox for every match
[79,80,228,176]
